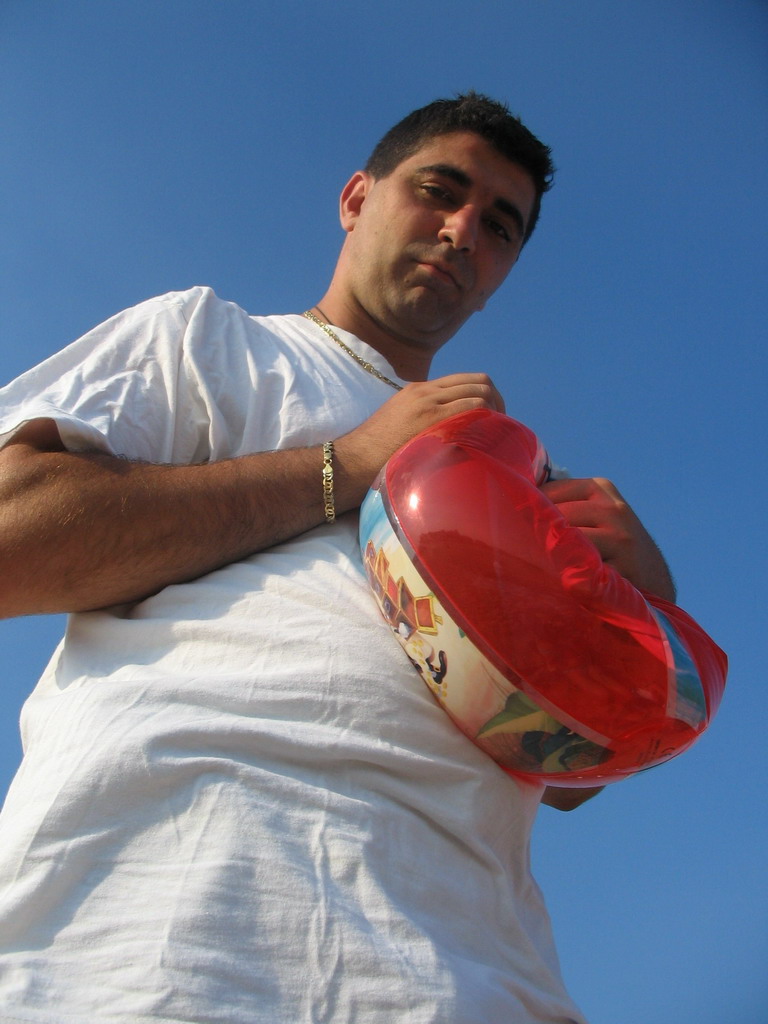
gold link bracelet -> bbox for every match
[322,441,336,523]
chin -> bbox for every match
[393,292,468,339]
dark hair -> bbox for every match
[364,91,554,243]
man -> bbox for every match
[0,93,673,1022]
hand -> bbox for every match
[334,372,505,509]
[541,476,676,602]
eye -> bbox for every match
[486,219,511,242]
[420,183,454,204]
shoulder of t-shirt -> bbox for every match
[128,286,300,333]
[126,285,224,322]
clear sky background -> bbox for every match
[0,1,765,1021]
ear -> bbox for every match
[339,171,374,232]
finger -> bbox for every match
[431,374,505,413]
[542,477,618,502]
[572,525,617,559]
[432,371,498,388]
[542,477,627,511]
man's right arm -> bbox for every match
[0,374,504,618]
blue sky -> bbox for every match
[1,1,766,1021]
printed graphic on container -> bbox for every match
[360,484,610,778]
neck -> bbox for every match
[309,292,437,382]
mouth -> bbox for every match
[417,261,461,289]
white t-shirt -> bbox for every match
[0,287,587,1024]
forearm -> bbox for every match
[0,437,367,617]
[0,375,506,618]
[541,785,604,811]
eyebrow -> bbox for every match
[415,162,527,238]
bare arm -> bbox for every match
[0,373,504,618]
[539,475,676,810]
[541,786,604,811]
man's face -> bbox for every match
[339,131,537,351]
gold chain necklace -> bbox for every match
[302,309,403,392]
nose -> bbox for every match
[438,205,478,252]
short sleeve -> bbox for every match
[0,288,217,464]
